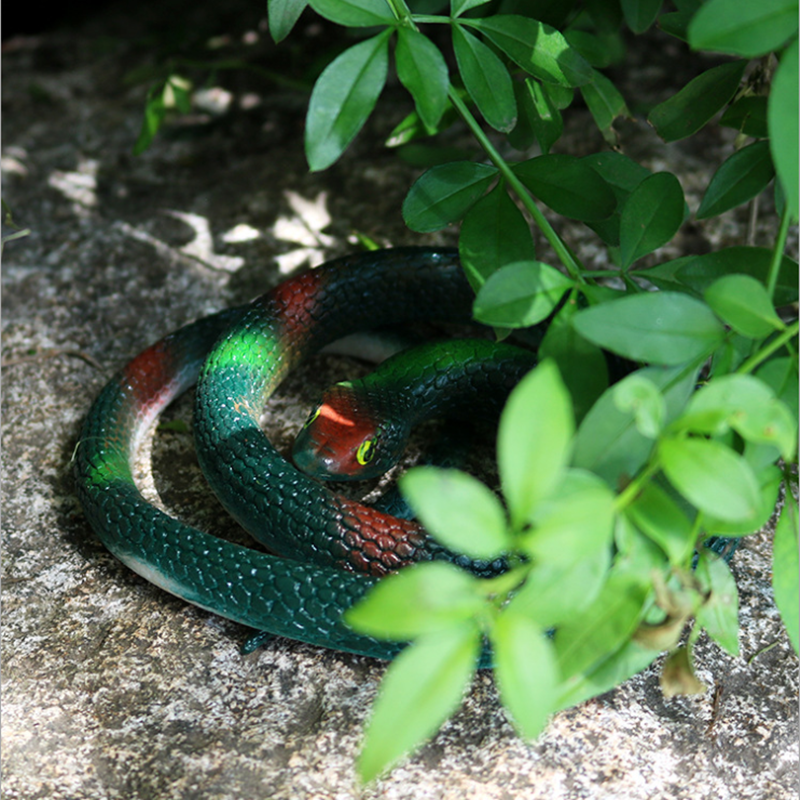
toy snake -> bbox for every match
[292,338,537,483]
[75,248,533,659]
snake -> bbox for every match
[74,247,533,660]
[292,338,537,483]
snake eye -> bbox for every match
[303,406,321,428]
[356,438,376,466]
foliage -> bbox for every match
[138,0,799,784]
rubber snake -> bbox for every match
[74,248,536,660]
[292,338,537,483]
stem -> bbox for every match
[385,0,416,25]
[447,88,586,283]
[614,459,661,512]
[766,204,792,301]
[384,0,584,282]
[408,14,452,24]
[737,320,799,374]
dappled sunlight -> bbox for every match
[46,157,99,213]
[272,190,336,273]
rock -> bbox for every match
[2,3,797,798]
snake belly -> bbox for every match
[74,248,495,659]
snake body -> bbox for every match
[75,248,511,659]
[293,338,538,482]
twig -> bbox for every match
[1,347,103,370]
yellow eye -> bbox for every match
[356,438,376,466]
[303,406,321,428]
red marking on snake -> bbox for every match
[317,403,355,427]
[266,267,326,338]
[123,341,175,412]
[336,497,427,576]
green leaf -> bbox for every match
[708,331,757,376]
[620,0,662,33]
[309,0,395,26]
[399,467,510,560]
[614,512,671,572]
[612,374,666,438]
[701,464,782,537]
[704,273,785,338]
[530,81,565,154]
[305,31,391,171]
[720,95,769,138]
[697,141,775,219]
[464,15,594,87]
[585,151,653,194]
[458,184,536,292]
[644,247,799,306]
[648,60,748,142]
[626,482,696,564]
[473,260,574,328]
[658,8,695,41]
[345,561,484,640]
[396,28,449,131]
[581,152,652,245]
[538,308,609,423]
[452,0,491,15]
[133,84,167,155]
[681,373,797,459]
[268,0,308,42]
[491,612,559,739]
[773,498,800,653]
[508,547,611,628]
[554,568,649,679]
[619,172,685,267]
[756,357,799,419]
[555,638,658,711]
[573,364,699,487]
[514,154,617,221]
[573,291,725,365]
[452,24,517,132]
[498,360,575,528]
[357,626,480,782]
[696,551,741,657]
[522,469,616,565]
[166,75,192,114]
[769,38,799,220]
[402,161,497,232]
[564,28,621,68]
[659,437,761,522]
[688,0,798,57]
[507,80,537,151]
[514,78,564,154]
[580,70,630,143]
[386,94,462,147]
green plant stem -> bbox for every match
[446,88,586,283]
[766,205,792,301]
[737,320,800,374]
[386,0,584,282]
[614,459,660,511]
[386,0,415,24]
[410,14,452,23]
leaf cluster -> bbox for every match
[137,0,799,784]
[270,0,798,784]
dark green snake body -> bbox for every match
[75,248,523,659]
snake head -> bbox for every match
[292,382,403,481]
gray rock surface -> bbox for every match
[2,3,797,799]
